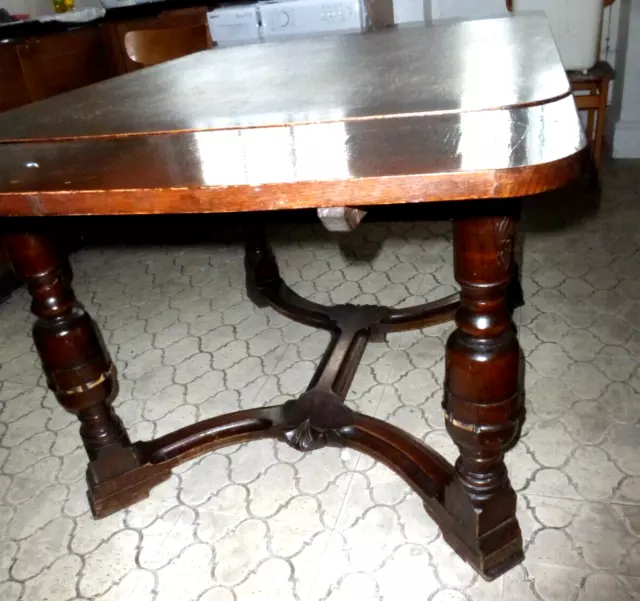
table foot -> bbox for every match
[87,446,172,518]
[424,494,523,580]
[343,411,522,580]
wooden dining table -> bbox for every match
[0,15,586,580]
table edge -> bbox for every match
[0,150,588,217]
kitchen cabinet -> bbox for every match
[17,26,115,102]
[0,26,114,110]
[0,44,32,112]
[0,6,211,113]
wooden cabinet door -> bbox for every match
[0,44,31,112]
[17,26,114,103]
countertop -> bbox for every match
[0,0,231,42]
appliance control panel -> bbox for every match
[259,0,364,40]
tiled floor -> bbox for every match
[0,162,639,601]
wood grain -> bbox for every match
[0,154,584,217]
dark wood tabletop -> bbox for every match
[0,15,586,216]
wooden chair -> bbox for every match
[124,24,211,68]
[568,62,616,169]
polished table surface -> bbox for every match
[0,16,585,216]
[0,16,571,139]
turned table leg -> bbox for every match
[3,232,170,517]
[424,211,524,579]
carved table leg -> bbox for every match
[2,233,171,518]
[423,212,524,579]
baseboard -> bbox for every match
[613,120,640,158]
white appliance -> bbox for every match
[259,0,364,41]
[208,0,368,47]
[207,4,262,47]
[511,0,603,71]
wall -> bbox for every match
[391,0,509,24]
[610,0,640,158]
[393,0,638,158]
[2,0,102,17]
[428,0,507,20]
[2,0,55,17]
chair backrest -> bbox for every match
[124,24,211,67]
